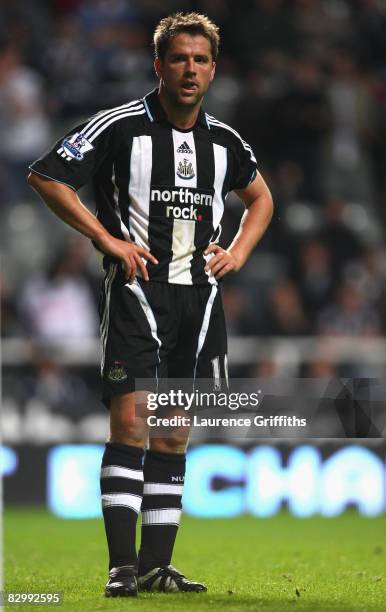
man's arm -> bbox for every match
[204,170,273,279]
[27,172,158,283]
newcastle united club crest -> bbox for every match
[177,158,195,180]
[108,361,128,382]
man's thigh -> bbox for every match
[168,285,228,388]
[100,268,176,407]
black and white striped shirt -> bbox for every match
[30,88,257,285]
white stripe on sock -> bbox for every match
[143,483,183,495]
[141,508,181,526]
[102,493,142,513]
[101,465,144,481]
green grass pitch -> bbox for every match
[3,508,386,611]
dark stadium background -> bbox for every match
[1,0,386,519]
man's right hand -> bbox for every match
[96,234,158,283]
[27,173,158,284]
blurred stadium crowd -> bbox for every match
[1,0,386,441]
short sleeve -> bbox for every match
[230,135,257,191]
[29,114,116,191]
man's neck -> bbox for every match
[158,86,201,130]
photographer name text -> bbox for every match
[147,415,307,428]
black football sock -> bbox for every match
[100,442,144,570]
[138,450,185,575]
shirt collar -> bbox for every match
[143,88,210,130]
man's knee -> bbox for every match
[150,436,188,454]
[109,393,147,446]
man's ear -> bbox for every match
[154,57,162,79]
[210,62,216,82]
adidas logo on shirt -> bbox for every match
[177,141,193,154]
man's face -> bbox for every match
[155,33,216,107]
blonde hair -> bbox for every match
[154,12,220,61]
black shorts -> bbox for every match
[100,263,228,406]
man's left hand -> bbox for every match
[204,244,240,280]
